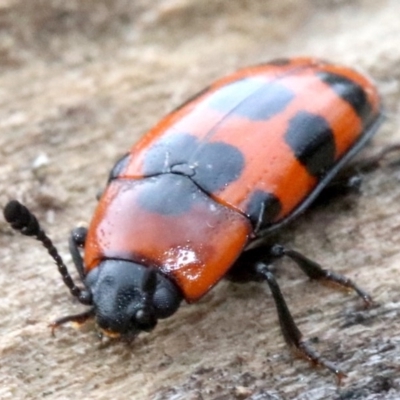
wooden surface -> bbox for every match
[0,1,400,399]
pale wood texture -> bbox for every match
[0,1,400,399]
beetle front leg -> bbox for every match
[69,227,87,281]
[50,308,95,336]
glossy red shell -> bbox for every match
[84,57,381,301]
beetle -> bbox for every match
[4,57,382,380]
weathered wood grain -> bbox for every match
[0,1,399,399]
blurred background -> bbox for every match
[0,1,399,399]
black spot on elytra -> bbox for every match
[108,153,130,182]
[245,190,282,231]
[143,133,245,193]
[137,174,196,215]
[143,134,198,176]
[317,71,373,124]
[205,78,294,121]
[192,141,244,193]
[285,111,336,177]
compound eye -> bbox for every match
[153,285,182,319]
[135,308,157,331]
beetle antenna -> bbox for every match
[3,200,91,304]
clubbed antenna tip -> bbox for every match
[3,200,89,303]
[4,200,40,236]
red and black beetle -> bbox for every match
[4,57,382,379]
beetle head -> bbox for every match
[85,260,182,338]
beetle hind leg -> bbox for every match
[269,244,372,306]
[317,171,363,201]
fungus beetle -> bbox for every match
[4,57,383,380]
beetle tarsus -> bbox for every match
[296,340,347,385]
[50,308,95,336]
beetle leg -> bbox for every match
[318,172,363,199]
[50,308,95,336]
[316,143,400,202]
[268,244,372,306]
[230,241,373,379]
[69,227,87,281]
[254,262,346,384]
[349,143,400,172]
